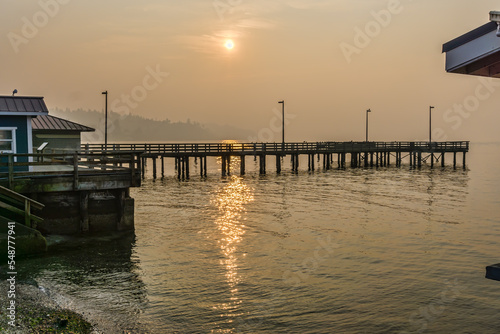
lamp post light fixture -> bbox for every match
[429,106,435,144]
[366,109,371,142]
[102,91,108,151]
[278,100,285,154]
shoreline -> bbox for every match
[0,281,94,333]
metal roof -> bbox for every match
[0,96,49,114]
[31,115,95,132]
[443,21,497,53]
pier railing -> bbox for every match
[0,151,142,190]
[0,185,44,228]
[82,141,469,155]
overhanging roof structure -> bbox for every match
[443,12,500,77]
[32,115,95,132]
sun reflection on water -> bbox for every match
[212,174,254,321]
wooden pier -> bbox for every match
[82,141,469,179]
[0,152,141,234]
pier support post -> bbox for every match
[276,155,281,174]
[387,152,391,166]
[241,155,246,175]
[430,153,434,168]
[364,153,369,168]
[441,153,445,168]
[161,157,165,178]
[463,152,466,169]
[370,153,374,167]
[453,152,457,169]
[259,155,266,174]
[222,156,227,177]
[152,157,157,180]
[204,156,207,177]
[80,191,89,232]
[186,156,190,179]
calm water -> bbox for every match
[7,143,500,333]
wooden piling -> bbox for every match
[241,155,246,175]
[152,157,157,179]
[441,153,445,168]
[222,155,227,177]
[161,157,165,178]
[185,156,190,179]
[259,155,266,174]
[276,155,281,174]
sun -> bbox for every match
[224,39,235,50]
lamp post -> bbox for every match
[102,91,108,151]
[366,109,371,142]
[278,100,285,154]
[429,106,434,143]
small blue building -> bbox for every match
[0,96,49,170]
[0,96,48,156]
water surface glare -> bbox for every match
[7,143,500,333]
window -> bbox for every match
[0,128,16,153]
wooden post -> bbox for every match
[276,155,281,174]
[226,156,230,176]
[453,152,457,169]
[176,157,180,180]
[161,157,165,178]
[295,154,299,171]
[73,153,79,190]
[221,155,226,176]
[204,156,207,177]
[241,155,246,175]
[117,189,126,231]
[8,154,13,189]
[410,152,413,168]
[418,152,422,168]
[152,157,157,180]
[370,152,374,167]
[185,156,190,179]
[441,153,445,167]
[311,154,315,171]
[80,191,89,232]
[463,152,466,169]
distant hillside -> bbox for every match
[50,108,252,142]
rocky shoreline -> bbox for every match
[0,281,94,333]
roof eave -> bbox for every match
[0,111,49,116]
[443,21,497,53]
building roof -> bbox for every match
[31,115,95,132]
[442,20,500,77]
[442,21,497,53]
[0,96,49,115]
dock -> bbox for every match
[82,141,469,179]
[0,152,141,234]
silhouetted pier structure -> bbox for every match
[82,141,469,180]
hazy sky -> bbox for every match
[1,0,500,142]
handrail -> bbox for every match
[0,185,44,227]
[81,141,470,154]
[0,151,142,189]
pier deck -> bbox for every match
[82,141,469,179]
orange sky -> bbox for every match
[1,0,500,142]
